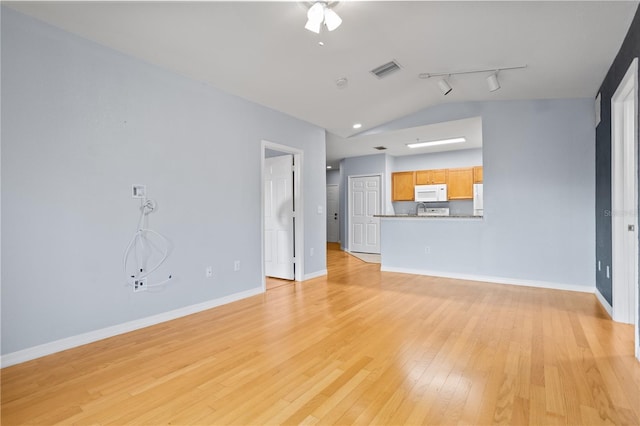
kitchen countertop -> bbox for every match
[374,214,483,219]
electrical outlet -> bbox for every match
[206,266,213,278]
[133,277,147,292]
[234,260,240,271]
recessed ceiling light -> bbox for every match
[352,123,362,129]
[407,137,466,148]
[318,41,325,46]
[327,165,332,169]
[336,77,348,89]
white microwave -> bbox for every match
[415,184,448,202]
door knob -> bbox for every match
[629,224,635,231]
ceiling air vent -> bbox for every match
[373,146,387,151]
[370,60,402,79]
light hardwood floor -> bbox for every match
[2,243,639,425]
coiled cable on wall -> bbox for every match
[123,198,172,290]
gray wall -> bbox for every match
[1,8,326,355]
[377,99,595,289]
[326,169,340,185]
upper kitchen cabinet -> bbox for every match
[447,167,474,200]
[392,171,416,201]
[473,166,483,183]
[416,169,448,185]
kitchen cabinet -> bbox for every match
[416,169,448,185]
[447,167,474,200]
[473,166,483,183]
[392,172,415,201]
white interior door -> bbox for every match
[264,155,294,280]
[611,58,638,344]
[349,175,381,254]
[327,184,339,243]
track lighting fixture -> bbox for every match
[486,72,500,92]
[437,78,453,95]
[419,65,526,95]
[305,2,342,34]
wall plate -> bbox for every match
[132,184,146,198]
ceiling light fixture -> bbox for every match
[327,165,332,169]
[487,72,500,92]
[419,65,526,94]
[305,2,342,34]
[352,123,362,129]
[407,137,466,149]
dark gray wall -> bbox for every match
[595,5,640,305]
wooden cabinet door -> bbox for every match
[415,170,431,185]
[392,172,415,201]
[431,169,448,184]
[447,168,474,200]
[416,169,448,184]
[473,166,483,183]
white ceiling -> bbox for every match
[327,116,483,167]
[7,1,638,164]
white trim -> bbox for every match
[303,269,327,281]
[261,141,304,287]
[595,288,613,318]
[1,287,263,368]
[380,266,594,294]
[611,58,638,333]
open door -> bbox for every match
[264,154,295,280]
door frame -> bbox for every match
[611,57,639,359]
[261,140,304,288]
[346,173,383,253]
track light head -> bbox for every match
[437,79,453,96]
[487,72,500,92]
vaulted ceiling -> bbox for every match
[6,1,638,164]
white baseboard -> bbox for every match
[1,287,264,368]
[304,269,327,280]
[594,288,613,318]
[380,266,594,294]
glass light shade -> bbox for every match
[324,8,342,31]
[305,19,322,33]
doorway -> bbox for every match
[611,57,638,360]
[348,175,381,254]
[261,141,304,288]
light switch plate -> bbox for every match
[132,184,146,198]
